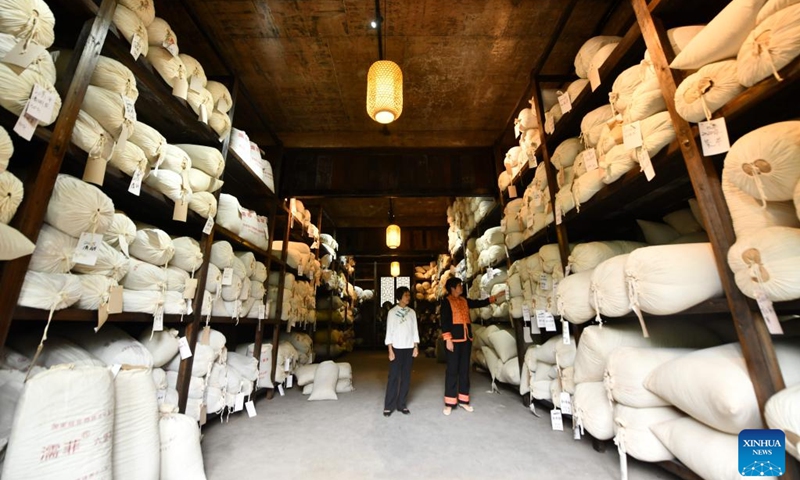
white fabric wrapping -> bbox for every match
[91,55,138,100]
[112,367,159,480]
[159,412,206,480]
[129,121,166,164]
[581,105,614,148]
[604,346,692,408]
[1,366,113,479]
[216,193,242,234]
[188,191,217,219]
[7,334,104,367]
[186,88,213,119]
[130,228,175,266]
[206,81,232,113]
[729,226,800,301]
[765,384,800,460]
[573,381,615,440]
[82,85,136,140]
[308,360,339,401]
[45,174,115,237]
[0,125,12,172]
[488,329,517,363]
[113,5,149,57]
[17,271,81,310]
[210,110,232,140]
[71,110,115,164]
[143,169,192,204]
[29,223,77,274]
[171,237,203,273]
[0,40,60,124]
[179,54,206,86]
[165,266,188,293]
[574,36,622,78]
[164,343,214,377]
[600,144,637,184]
[186,168,223,193]
[568,240,644,273]
[571,168,605,209]
[145,47,186,88]
[72,240,130,281]
[675,60,745,123]
[640,110,675,159]
[160,144,192,175]
[0,223,35,260]
[138,329,179,368]
[722,175,799,237]
[110,140,150,178]
[623,76,666,124]
[205,263,221,294]
[588,254,630,319]
[557,269,595,324]
[121,258,166,291]
[613,404,683,462]
[252,261,267,283]
[0,0,56,47]
[588,42,618,73]
[118,0,155,26]
[146,17,176,47]
[0,32,54,84]
[62,324,154,367]
[103,213,136,251]
[610,64,645,114]
[176,144,225,178]
[210,240,234,269]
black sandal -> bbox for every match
[400,408,410,415]
[383,410,393,417]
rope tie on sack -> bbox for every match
[603,369,615,406]
[753,30,783,82]
[626,275,650,338]
[573,188,582,213]
[27,291,65,380]
[89,209,101,235]
[592,285,603,324]
[614,426,629,480]
[748,255,771,298]
[21,10,40,50]
[743,162,770,209]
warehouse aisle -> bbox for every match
[201,351,672,480]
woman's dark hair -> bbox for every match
[395,286,410,302]
[444,277,462,294]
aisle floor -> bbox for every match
[201,350,675,480]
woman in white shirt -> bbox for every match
[383,286,419,417]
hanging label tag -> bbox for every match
[560,392,573,415]
[200,326,211,345]
[117,121,131,147]
[286,375,293,388]
[97,303,109,331]
[153,306,164,331]
[544,313,557,332]
[533,190,543,207]
[698,117,731,156]
[121,94,137,121]
[622,121,643,150]
[163,37,179,56]
[128,167,144,196]
[528,150,537,169]
[637,147,655,181]
[278,384,285,396]
[173,198,188,222]
[234,393,245,412]
[201,296,212,316]
[558,93,572,114]
[755,289,783,335]
[284,357,291,372]
[545,112,555,134]
[111,364,122,378]
[25,84,57,124]
[514,122,521,139]
[1,39,47,69]
[536,309,546,328]
[183,278,198,300]
[189,75,204,93]
[118,234,130,258]
[258,303,266,320]
[202,215,214,235]
[108,285,123,314]
[297,263,304,277]
[522,305,531,323]
[583,148,599,172]
[222,268,233,286]
[539,273,550,291]
[245,400,257,417]
[83,156,107,186]
[508,184,518,198]
[73,232,103,266]
[178,337,193,359]
[588,67,601,91]
[199,104,209,124]
[555,206,563,225]
[562,321,571,344]
[130,33,143,60]
[13,103,37,141]
[199,405,207,425]
[551,409,564,431]
[172,77,189,100]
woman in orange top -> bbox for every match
[440,277,504,415]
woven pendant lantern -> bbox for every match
[390,261,400,277]
[386,224,401,249]
[367,60,403,124]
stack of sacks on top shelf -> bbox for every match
[643,339,800,480]
[271,240,320,280]
[446,197,497,255]
[721,122,800,305]
[547,80,589,129]
[231,129,275,191]
[0,126,34,261]
[519,163,555,241]
[215,194,269,250]
[523,334,576,404]
[319,233,338,263]
[20,175,115,315]
[570,321,722,443]
[477,227,506,268]
[471,325,523,392]
[313,328,354,359]
[299,361,356,399]
[413,262,439,301]
[0,2,62,127]
[636,202,709,246]
[515,96,542,166]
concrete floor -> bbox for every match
[201,350,675,480]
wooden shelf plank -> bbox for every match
[13,307,266,326]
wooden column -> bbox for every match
[0,0,117,348]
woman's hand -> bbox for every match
[493,291,506,303]
[446,339,454,352]
[388,349,395,361]
[412,346,419,358]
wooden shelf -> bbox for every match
[507,224,558,263]
[0,110,53,146]
[14,307,189,323]
[222,148,278,213]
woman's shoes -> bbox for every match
[458,404,474,413]
[383,410,393,417]
[400,408,410,415]
[443,406,452,416]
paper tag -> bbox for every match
[188,75,202,93]
[202,215,214,235]
[130,33,143,60]
[13,103,37,141]
[178,337,193,359]
[258,304,266,320]
[111,364,122,378]
[528,150,537,169]
[1,39,46,69]
[97,303,109,331]
[545,112,555,134]
[234,393,245,412]
[533,190,543,207]
[121,94,136,122]
[222,268,233,286]
[163,37,179,56]
[558,93,572,114]
[551,409,564,431]
[153,306,164,331]
[128,167,144,196]
[522,305,531,323]
[539,273,550,291]
[562,320,571,344]
[508,184,517,198]
[544,313,557,332]
[83,156,107,186]
[245,400,257,417]
[73,232,102,266]
[560,392,573,415]
[555,207,563,225]
[108,286,123,314]
[199,104,209,124]
[199,405,207,426]
[297,263,304,277]
[117,121,131,147]
[172,77,188,99]
[286,375,293,388]
[588,67,601,91]
[536,309,546,328]
[583,148,598,171]
[698,118,731,156]
[755,289,783,335]
[200,326,210,345]
[622,122,643,150]
[184,278,198,300]
[173,198,189,222]
[118,234,130,257]
[284,358,291,372]
[514,122,521,139]
[278,384,285,396]
[637,147,655,181]
[523,326,533,343]
[201,296,212,316]
[574,425,582,440]
[26,84,57,124]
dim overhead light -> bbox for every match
[390,261,400,277]
[370,20,377,28]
